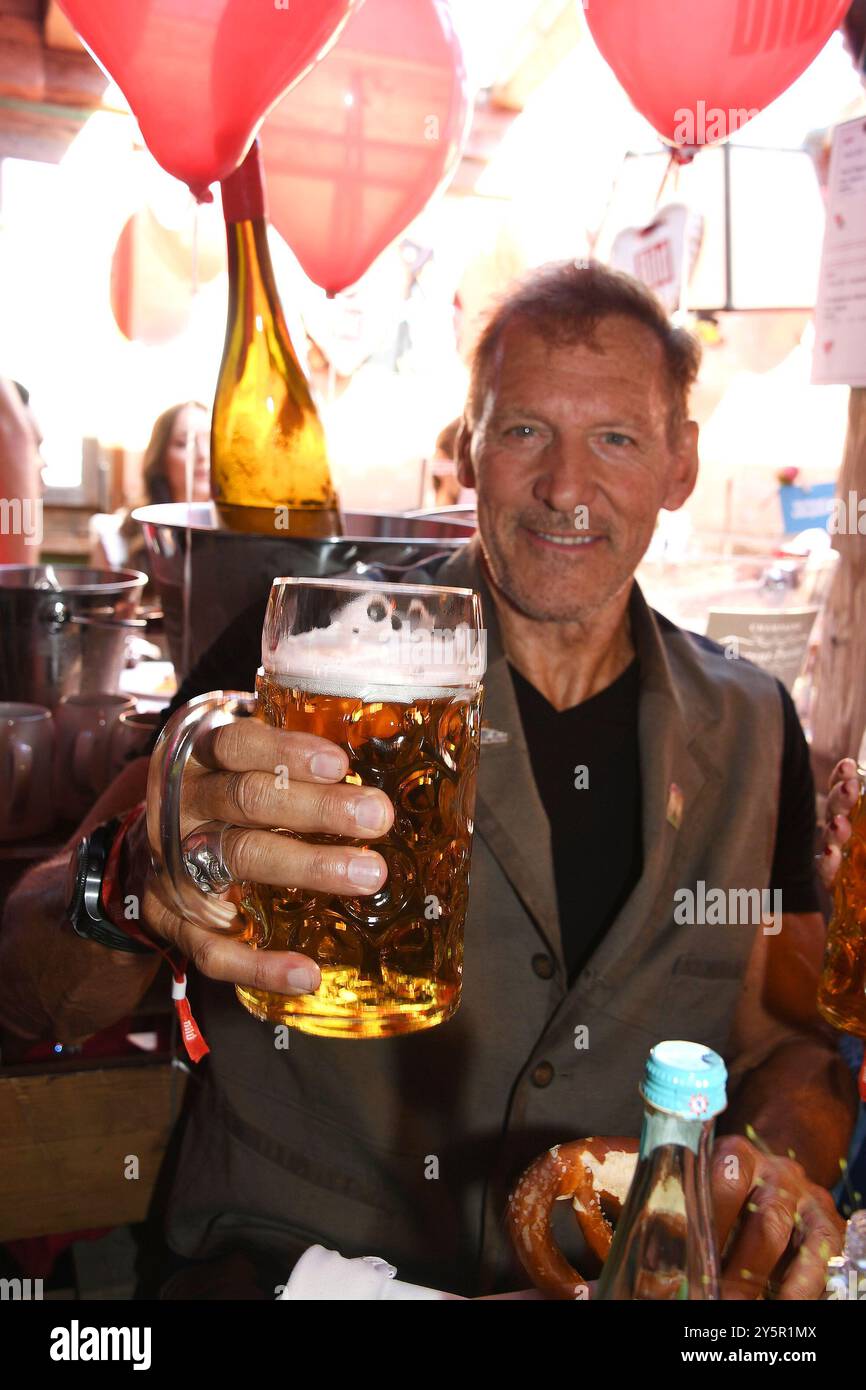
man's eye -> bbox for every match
[601,432,634,447]
[506,425,537,439]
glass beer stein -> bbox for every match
[152,578,486,1038]
[818,764,866,1038]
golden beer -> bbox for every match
[818,768,866,1038]
[236,671,483,1037]
[155,576,485,1037]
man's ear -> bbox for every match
[455,419,476,490]
[661,419,699,511]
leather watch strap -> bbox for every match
[67,820,155,955]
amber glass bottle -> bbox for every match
[211,139,341,537]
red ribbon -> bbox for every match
[101,804,210,1063]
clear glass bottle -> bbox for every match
[596,1040,727,1301]
[825,1209,866,1300]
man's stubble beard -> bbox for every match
[477,506,651,627]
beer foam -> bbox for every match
[263,592,485,700]
[263,672,471,703]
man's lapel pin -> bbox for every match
[481,725,510,747]
[666,782,684,830]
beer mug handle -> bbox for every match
[150,690,257,935]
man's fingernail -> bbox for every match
[310,752,344,778]
[355,796,387,830]
[348,854,382,887]
[285,966,319,993]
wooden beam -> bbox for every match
[810,386,866,765]
[0,10,106,108]
[450,96,520,196]
[490,0,583,112]
[0,101,88,161]
[0,1,41,19]
[44,0,84,52]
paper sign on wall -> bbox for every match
[610,203,704,315]
[705,608,818,691]
[812,117,866,386]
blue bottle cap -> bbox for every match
[641,1040,727,1120]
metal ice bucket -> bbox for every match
[133,504,476,677]
[0,565,147,707]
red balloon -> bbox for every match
[110,207,225,345]
[585,0,850,148]
[260,0,469,295]
[57,0,359,197]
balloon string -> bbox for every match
[654,148,678,213]
[181,197,201,680]
[652,150,691,325]
[586,151,629,259]
[671,159,691,324]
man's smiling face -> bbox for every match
[459,313,698,625]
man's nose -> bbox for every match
[532,438,596,515]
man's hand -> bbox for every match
[711,1135,843,1299]
[133,715,395,995]
[818,756,860,889]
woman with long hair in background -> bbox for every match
[91,401,210,577]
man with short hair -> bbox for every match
[0,262,857,1299]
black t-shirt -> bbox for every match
[510,659,643,980]
[510,656,819,981]
[161,597,820,980]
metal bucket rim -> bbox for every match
[131,502,476,542]
[0,564,147,595]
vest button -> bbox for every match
[531,1060,554,1088]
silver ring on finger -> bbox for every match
[181,820,237,894]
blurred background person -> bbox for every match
[429,416,475,510]
[90,401,210,575]
[0,376,43,564]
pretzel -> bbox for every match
[507,1137,639,1299]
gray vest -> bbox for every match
[165,538,784,1295]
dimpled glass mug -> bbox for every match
[153,578,486,1037]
